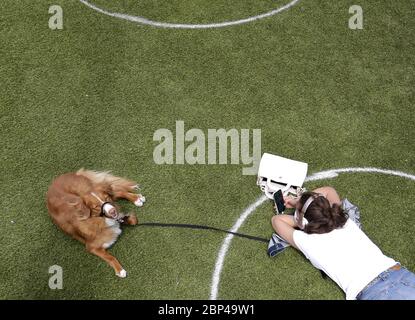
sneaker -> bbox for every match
[267,233,290,257]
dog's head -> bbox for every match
[82,189,120,219]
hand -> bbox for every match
[284,195,299,208]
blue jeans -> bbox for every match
[357,266,415,300]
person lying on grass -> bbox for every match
[270,186,415,300]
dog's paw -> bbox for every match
[134,195,145,207]
[116,269,127,278]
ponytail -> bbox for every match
[328,203,348,230]
[300,193,348,234]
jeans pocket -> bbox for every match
[400,278,415,289]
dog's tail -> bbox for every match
[76,168,139,192]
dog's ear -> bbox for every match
[67,197,91,220]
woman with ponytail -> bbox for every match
[271,186,415,300]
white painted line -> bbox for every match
[79,0,301,29]
[210,167,415,300]
[210,195,267,300]
[305,167,415,182]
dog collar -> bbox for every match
[90,192,118,219]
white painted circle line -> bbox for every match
[210,195,268,300]
[79,0,301,29]
[210,167,415,300]
[305,167,415,182]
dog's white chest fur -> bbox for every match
[103,218,122,249]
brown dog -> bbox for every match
[46,169,146,278]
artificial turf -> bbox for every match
[0,0,414,299]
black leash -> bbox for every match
[137,222,268,243]
[137,222,329,280]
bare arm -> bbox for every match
[284,186,342,208]
[312,186,341,206]
[271,215,298,249]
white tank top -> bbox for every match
[293,219,397,300]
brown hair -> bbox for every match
[298,192,348,234]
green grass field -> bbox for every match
[0,0,414,300]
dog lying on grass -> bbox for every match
[46,169,146,278]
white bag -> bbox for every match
[257,153,308,199]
